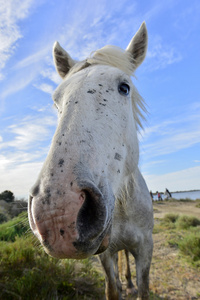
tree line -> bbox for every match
[0,190,27,223]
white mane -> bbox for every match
[67,45,147,129]
[88,45,135,76]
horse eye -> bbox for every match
[118,83,130,96]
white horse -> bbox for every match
[28,22,153,300]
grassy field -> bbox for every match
[0,200,200,299]
[0,212,105,300]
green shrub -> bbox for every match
[179,198,193,202]
[0,212,29,241]
[0,212,8,224]
[168,198,193,202]
[0,217,104,299]
[196,202,200,208]
[159,213,179,229]
[178,231,200,264]
[160,214,200,230]
[163,213,179,224]
[0,235,104,299]
[176,215,200,230]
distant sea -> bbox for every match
[153,190,200,201]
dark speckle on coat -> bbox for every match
[60,229,65,236]
[58,159,64,167]
[87,89,96,94]
[114,153,122,161]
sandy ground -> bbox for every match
[153,200,200,219]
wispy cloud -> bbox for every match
[0,109,57,196]
[34,83,54,94]
[0,114,56,151]
[146,36,182,71]
[0,159,43,198]
[14,47,49,70]
[40,69,61,85]
[144,166,200,192]
[1,69,37,99]
[141,104,200,157]
[0,0,36,79]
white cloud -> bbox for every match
[0,160,43,198]
[0,114,56,151]
[144,166,200,192]
[0,112,57,197]
[0,0,36,78]
[1,70,37,99]
[34,83,54,95]
[146,36,182,71]
[142,127,200,158]
[40,69,61,85]
[14,47,49,70]
[141,105,200,158]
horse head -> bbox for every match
[28,22,148,259]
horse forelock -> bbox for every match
[65,45,147,130]
[88,45,135,76]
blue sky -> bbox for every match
[0,0,200,198]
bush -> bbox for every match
[176,215,200,230]
[0,216,104,299]
[0,190,14,202]
[0,212,29,241]
[157,213,200,266]
[178,231,200,263]
[160,214,200,230]
[159,213,179,230]
[0,235,104,299]
[163,213,179,224]
[0,213,8,224]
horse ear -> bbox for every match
[126,22,148,70]
[53,42,76,78]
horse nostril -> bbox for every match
[76,188,106,241]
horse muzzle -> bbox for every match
[28,180,114,258]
